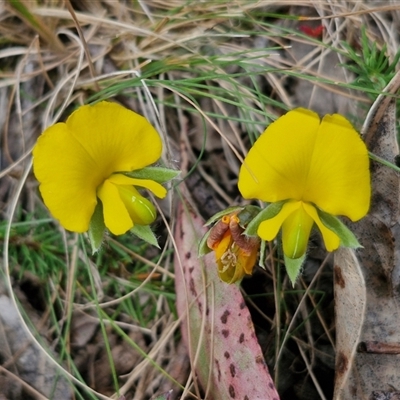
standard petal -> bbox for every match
[304,113,370,221]
[257,200,301,241]
[97,180,133,235]
[108,174,167,198]
[238,108,320,202]
[303,203,340,252]
[33,123,101,232]
[281,203,314,259]
[66,102,162,179]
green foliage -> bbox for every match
[341,26,400,97]
[2,207,177,397]
[0,212,67,280]
[340,26,400,139]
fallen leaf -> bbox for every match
[333,71,400,399]
[333,247,366,397]
[174,201,279,400]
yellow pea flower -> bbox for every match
[206,213,260,284]
[238,108,370,260]
[33,101,167,235]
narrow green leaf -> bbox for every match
[124,167,180,184]
[244,201,286,236]
[369,151,400,173]
[284,253,306,286]
[88,202,106,254]
[9,0,41,29]
[131,224,160,248]
[317,209,361,248]
[7,0,64,52]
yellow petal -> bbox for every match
[240,248,258,275]
[257,200,301,241]
[215,231,233,260]
[207,217,230,251]
[117,185,157,225]
[33,101,163,233]
[33,123,99,232]
[238,108,370,222]
[303,203,340,252]
[217,243,244,284]
[303,113,370,221]
[238,108,320,202]
[108,174,167,198]
[66,102,162,180]
[97,180,133,235]
[218,260,244,284]
[281,203,314,259]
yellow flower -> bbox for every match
[207,213,260,284]
[238,108,370,260]
[33,101,167,235]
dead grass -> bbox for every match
[1,1,400,399]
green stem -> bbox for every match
[369,151,400,173]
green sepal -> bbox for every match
[88,202,106,254]
[124,166,180,184]
[198,229,212,257]
[244,200,287,237]
[317,209,362,248]
[131,224,160,248]
[258,239,267,270]
[284,253,306,286]
[237,205,262,228]
[203,206,244,227]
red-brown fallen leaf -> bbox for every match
[174,201,279,399]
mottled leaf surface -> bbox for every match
[333,247,366,398]
[333,72,400,399]
[174,201,279,400]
